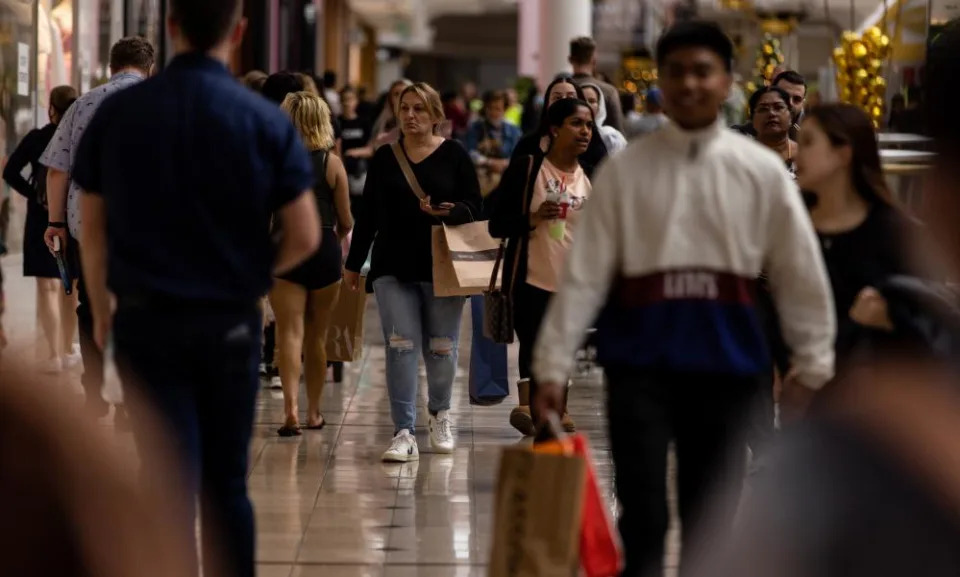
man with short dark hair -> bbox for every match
[772,69,807,133]
[71,1,321,576]
[569,36,625,132]
[534,21,834,576]
[41,36,155,417]
[734,69,807,137]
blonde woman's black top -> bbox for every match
[345,139,482,292]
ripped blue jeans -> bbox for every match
[372,276,466,433]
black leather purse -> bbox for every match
[483,156,534,344]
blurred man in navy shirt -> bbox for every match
[72,1,321,575]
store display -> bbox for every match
[745,33,785,96]
[834,27,892,127]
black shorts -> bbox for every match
[277,228,342,290]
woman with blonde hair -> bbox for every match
[273,91,353,436]
[344,82,482,461]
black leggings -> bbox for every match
[514,281,553,385]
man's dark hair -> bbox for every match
[569,37,597,66]
[109,37,155,73]
[261,72,304,105]
[773,70,807,90]
[169,0,241,52]
[655,21,733,72]
[49,85,78,117]
[482,90,508,108]
[322,70,337,89]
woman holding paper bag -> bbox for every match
[489,98,596,436]
[344,82,481,462]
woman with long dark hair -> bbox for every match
[510,75,608,177]
[490,98,597,435]
[2,85,80,373]
[794,103,917,374]
[488,77,608,434]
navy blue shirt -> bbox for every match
[72,53,313,303]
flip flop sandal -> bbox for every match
[277,424,302,437]
[304,416,326,430]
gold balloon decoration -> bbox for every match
[749,33,785,96]
[834,28,891,128]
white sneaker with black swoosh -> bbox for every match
[382,430,419,463]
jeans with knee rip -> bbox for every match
[373,276,466,433]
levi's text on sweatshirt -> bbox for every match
[531,119,836,390]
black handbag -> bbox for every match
[483,156,534,344]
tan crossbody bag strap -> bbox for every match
[391,142,427,202]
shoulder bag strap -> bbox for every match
[390,141,427,202]
[488,155,534,292]
[506,155,535,294]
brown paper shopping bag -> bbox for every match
[325,278,367,362]
[488,446,587,577]
[432,222,502,297]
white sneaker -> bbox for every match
[40,357,63,374]
[428,411,455,454]
[269,375,283,389]
[62,344,82,370]
[382,430,419,463]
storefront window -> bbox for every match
[125,0,160,55]
[37,0,73,122]
[1,0,39,253]
[84,0,124,89]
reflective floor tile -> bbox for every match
[239,297,619,575]
[291,565,384,577]
[256,564,293,577]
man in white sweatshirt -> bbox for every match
[531,21,836,577]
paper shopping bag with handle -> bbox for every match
[488,446,586,577]
[432,222,502,297]
[534,435,623,577]
[325,276,367,363]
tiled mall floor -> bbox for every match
[1,255,679,576]
[247,299,621,577]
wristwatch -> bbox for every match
[48,221,67,229]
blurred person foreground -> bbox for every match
[0,362,197,577]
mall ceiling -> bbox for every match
[347,0,915,46]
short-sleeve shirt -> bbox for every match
[39,72,144,240]
[71,53,314,303]
[526,159,591,293]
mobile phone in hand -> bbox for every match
[52,236,73,296]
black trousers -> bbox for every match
[75,248,105,410]
[605,366,755,577]
[114,302,262,577]
[513,282,552,383]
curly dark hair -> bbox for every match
[109,37,155,74]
